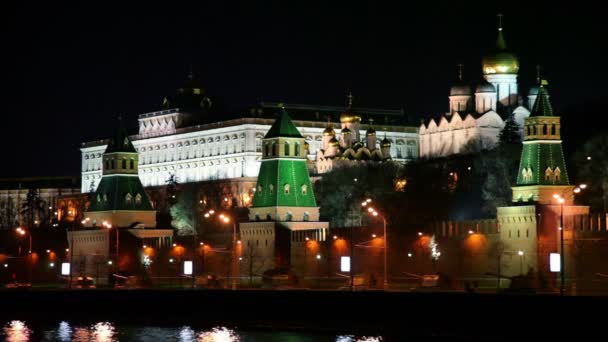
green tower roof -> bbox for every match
[87,175,154,212]
[264,107,303,139]
[105,121,136,153]
[530,85,554,117]
[252,160,317,207]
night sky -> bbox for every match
[1,2,606,178]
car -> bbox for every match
[75,276,96,288]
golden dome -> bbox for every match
[323,125,336,136]
[329,137,339,147]
[482,30,519,75]
[340,110,361,123]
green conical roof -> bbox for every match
[88,175,154,212]
[264,107,303,139]
[530,85,554,117]
[105,121,136,153]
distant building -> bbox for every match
[0,177,80,229]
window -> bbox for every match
[295,143,300,156]
[545,167,553,181]
[135,193,142,205]
[517,230,520,238]
[122,159,127,169]
[303,212,309,221]
[551,124,556,135]
[111,160,115,169]
[105,160,109,170]
[543,124,547,135]
[284,142,290,156]
[269,184,274,194]
[257,184,263,193]
[272,143,277,156]
[554,167,561,181]
[256,139,262,152]
[265,144,270,156]
[286,212,293,221]
[301,184,308,195]
[533,126,537,135]
[526,229,529,238]
[284,183,290,194]
[130,159,134,169]
[508,230,511,238]
[125,193,133,204]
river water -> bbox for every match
[2,320,384,341]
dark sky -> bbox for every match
[1,2,606,177]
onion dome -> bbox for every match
[366,126,376,136]
[475,81,496,93]
[482,19,519,75]
[162,71,211,112]
[329,137,339,147]
[340,110,361,123]
[323,125,336,136]
[341,127,352,134]
[381,136,391,147]
[450,81,472,96]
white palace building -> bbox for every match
[80,75,418,194]
[419,19,543,158]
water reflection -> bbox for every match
[198,327,241,342]
[336,336,383,342]
[179,326,196,341]
[3,320,32,342]
[57,321,72,341]
[2,321,383,341]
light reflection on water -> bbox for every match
[2,320,383,341]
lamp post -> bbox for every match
[361,199,388,289]
[553,183,586,296]
[15,227,32,284]
[518,250,524,275]
[206,210,238,290]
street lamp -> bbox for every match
[361,200,388,289]
[205,210,238,290]
[15,227,32,284]
[518,250,524,275]
[553,184,586,295]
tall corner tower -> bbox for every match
[250,107,321,222]
[482,14,519,111]
[512,83,574,204]
[85,120,156,228]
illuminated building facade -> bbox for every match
[80,75,417,195]
[419,18,542,158]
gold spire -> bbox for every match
[536,65,541,84]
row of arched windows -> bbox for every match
[527,123,558,136]
[264,141,301,157]
[105,158,135,171]
[256,183,308,195]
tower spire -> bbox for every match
[187,64,194,80]
[346,90,353,110]
[497,13,503,31]
[457,64,464,81]
[536,65,541,84]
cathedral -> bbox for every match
[315,93,401,174]
[419,19,543,158]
